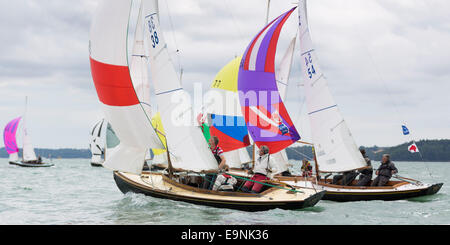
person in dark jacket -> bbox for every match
[332,170,358,186]
[371,154,398,186]
[356,149,373,186]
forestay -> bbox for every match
[143,0,217,172]
[89,0,164,174]
[297,0,366,173]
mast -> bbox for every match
[265,0,271,25]
[22,96,27,161]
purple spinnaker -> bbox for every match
[3,117,21,154]
[238,7,300,154]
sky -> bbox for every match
[0,0,449,149]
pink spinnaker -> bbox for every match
[3,117,21,154]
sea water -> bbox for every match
[0,158,448,225]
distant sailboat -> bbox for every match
[89,118,120,167]
[89,0,324,211]
[89,118,106,166]
[3,97,53,167]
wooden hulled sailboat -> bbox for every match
[275,0,443,201]
[3,98,53,167]
[89,0,324,211]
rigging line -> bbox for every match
[289,146,313,161]
[222,0,245,46]
[163,0,182,74]
[354,28,434,180]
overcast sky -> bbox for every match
[0,0,449,149]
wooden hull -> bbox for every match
[9,161,54,168]
[274,175,444,202]
[321,182,444,202]
[113,171,325,212]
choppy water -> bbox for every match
[0,158,448,225]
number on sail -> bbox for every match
[147,16,159,48]
[304,53,316,79]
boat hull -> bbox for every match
[113,171,325,212]
[321,183,444,202]
[266,174,444,202]
[90,162,103,167]
[9,161,54,168]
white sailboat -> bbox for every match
[89,118,106,166]
[3,97,53,167]
[89,0,324,211]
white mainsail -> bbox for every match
[143,0,218,172]
[297,0,366,173]
[22,98,37,162]
[89,0,164,174]
[22,128,37,162]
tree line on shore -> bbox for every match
[1,139,449,161]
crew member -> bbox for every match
[301,158,313,177]
[241,145,271,193]
[356,149,373,186]
[371,154,398,187]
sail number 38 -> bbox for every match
[147,16,159,48]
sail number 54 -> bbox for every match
[304,53,316,79]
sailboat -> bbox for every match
[258,0,443,201]
[3,98,53,167]
[89,118,121,167]
[89,118,107,166]
[202,0,296,174]
[89,0,324,211]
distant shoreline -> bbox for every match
[1,139,449,161]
